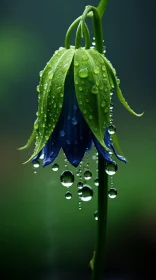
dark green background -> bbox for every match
[0,0,155,279]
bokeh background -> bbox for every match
[0,0,155,279]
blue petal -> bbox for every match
[42,128,61,167]
[57,71,92,167]
[32,150,42,163]
[93,128,126,163]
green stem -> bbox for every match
[75,22,91,49]
[81,6,104,53]
[64,16,81,49]
[92,155,108,280]
[97,0,109,19]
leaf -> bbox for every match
[18,128,36,150]
[24,47,75,163]
[74,48,111,151]
[104,56,144,117]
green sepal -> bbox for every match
[104,56,144,117]
[24,47,75,163]
[111,133,124,157]
[18,128,36,150]
[74,48,111,151]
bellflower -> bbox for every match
[20,46,142,167]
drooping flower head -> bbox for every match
[19,6,143,169]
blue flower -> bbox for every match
[32,69,126,167]
[19,47,142,166]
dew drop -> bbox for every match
[108,188,117,199]
[89,115,93,120]
[60,130,65,137]
[78,189,83,196]
[36,85,40,92]
[52,163,59,171]
[102,66,106,71]
[105,162,118,175]
[34,121,38,130]
[48,70,53,79]
[82,55,89,61]
[78,68,88,78]
[84,169,92,180]
[79,87,83,91]
[108,124,116,135]
[80,185,93,201]
[101,101,105,108]
[71,117,78,125]
[93,67,99,74]
[94,210,98,220]
[91,85,99,94]
[33,161,40,168]
[34,170,37,175]
[65,191,72,200]
[74,61,79,66]
[62,63,69,73]
[83,110,87,115]
[60,170,74,187]
[94,178,99,186]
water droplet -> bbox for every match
[82,55,88,61]
[80,185,93,201]
[71,117,78,125]
[52,163,59,171]
[79,68,88,78]
[73,105,78,110]
[62,63,69,73]
[88,115,93,120]
[77,182,83,189]
[83,110,87,115]
[94,210,98,220]
[74,61,79,66]
[60,170,74,187]
[78,189,83,196]
[101,101,105,108]
[105,162,118,175]
[56,87,62,93]
[92,42,96,46]
[84,170,92,180]
[93,67,99,74]
[36,85,40,92]
[108,125,116,135]
[60,130,65,137]
[48,70,53,79]
[79,87,83,91]
[34,120,38,130]
[91,85,99,94]
[33,161,40,168]
[94,178,99,186]
[102,66,106,71]
[34,170,37,175]
[65,191,72,200]
[39,70,43,77]
[108,188,117,199]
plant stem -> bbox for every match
[92,155,108,280]
[97,0,109,19]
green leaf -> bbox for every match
[104,56,144,117]
[18,128,36,150]
[74,48,111,151]
[24,47,75,163]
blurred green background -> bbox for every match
[0,0,155,279]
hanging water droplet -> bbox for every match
[78,68,88,78]
[80,185,93,202]
[60,170,74,187]
[60,130,65,137]
[33,161,40,168]
[84,169,92,180]
[48,70,53,79]
[108,125,116,135]
[34,170,37,175]
[65,191,72,200]
[94,210,98,220]
[105,162,118,175]
[108,188,117,199]
[91,85,99,94]
[52,163,59,171]
[77,182,83,189]
[94,178,99,186]
[78,189,83,196]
